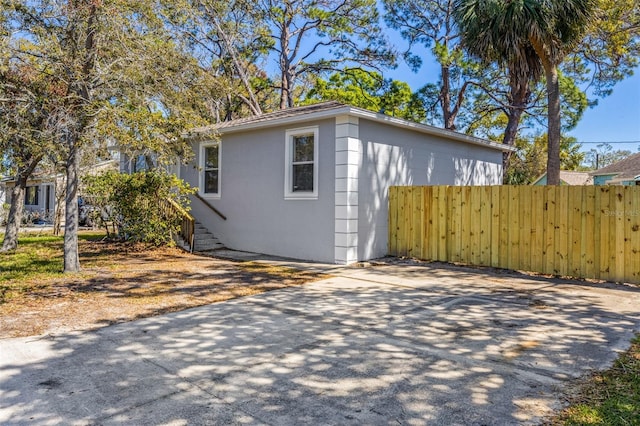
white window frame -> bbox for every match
[199,141,221,199]
[284,126,319,200]
[24,185,39,206]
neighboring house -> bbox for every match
[590,152,640,185]
[181,101,512,264]
[3,159,118,220]
[119,151,181,177]
[4,173,60,217]
[531,170,593,186]
[120,153,157,174]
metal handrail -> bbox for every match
[193,193,227,221]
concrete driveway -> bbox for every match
[1,260,639,425]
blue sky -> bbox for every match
[275,8,640,155]
[381,44,640,154]
[567,72,640,153]
[376,17,640,155]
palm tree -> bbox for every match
[454,0,594,185]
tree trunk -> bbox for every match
[441,65,455,130]
[278,14,292,110]
[53,175,65,236]
[502,105,525,149]
[210,15,262,116]
[529,38,561,186]
[501,71,530,181]
[63,144,80,272]
[500,111,521,181]
[1,156,42,251]
[287,77,294,109]
[544,64,561,185]
[1,179,26,252]
[280,68,293,109]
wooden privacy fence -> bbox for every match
[389,185,640,284]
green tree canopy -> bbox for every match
[0,59,60,251]
[454,0,596,185]
[304,69,427,121]
[383,0,477,131]
[2,0,217,271]
[260,0,396,109]
[506,134,584,184]
[583,143,634,170]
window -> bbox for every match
[200,142,220,197]
[131,154,156,173]
[25,186,39,206]
[285,127,319,199]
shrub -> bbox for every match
[83,170,195,245]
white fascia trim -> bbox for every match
[284,126,319,200]
[198,140,221,199]
[207,107,511,153]
[345,108,514,152]
[213,108,351,136]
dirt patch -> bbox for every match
[0,242,327,339]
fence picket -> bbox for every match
[519,186,532,273]
[583,186,596,279]
[388,186,398,256]
[614,187,626,282]
[479,186,492,266]
[388,185,640,284]
[437,186,448,261]
[490,186,501,267]
[530,186,544,273]
[599,187,612,281]
[631,190,640,281]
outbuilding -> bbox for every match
[181,101,510,264]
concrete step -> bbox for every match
[195,241,225,251]
[193,231,216,241]
[195,240,225,250]
[192,221,225,252]
[174,235,192,251]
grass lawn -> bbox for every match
[0,231,327,337]
[547,334,640,425]
[0,231,106,301]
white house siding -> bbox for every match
[356,119,504,261]
[182,119,337,263]
[5,181,55,214]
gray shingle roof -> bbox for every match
[190,101,345,134]
[591,152,640,180]
[186,101,514,152]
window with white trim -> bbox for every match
[25,186,39,206]
[285,127,318,199]
[200,142,220,197]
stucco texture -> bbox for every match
[183,119,337,263]
[357,119,503,260]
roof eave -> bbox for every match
[189,105,352,138]
[530,172,546,185]
[346,107,514,152]
[189,105,513,153]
